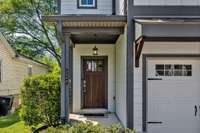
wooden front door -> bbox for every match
[82,56,107,108]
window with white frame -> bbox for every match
[78,0,96,8]
[155,64,192,77]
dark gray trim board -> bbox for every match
[60,33,71,123]
[69,46,73,113]
[126,0,134,129]
[42,15,127,22]
[132,6,200,17]
[112,0,116,15]
[142,54,200,132]
[141,24,200,38]
[124,0,127,15]
[57,0,61,14]
[77,0,97,9]
[142,54,147,132]
[144,37,200,42]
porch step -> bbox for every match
[79,108,109,116]
[69,113,121,127]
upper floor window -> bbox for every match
[78,0,97,8]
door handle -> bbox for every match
[147,121,163,124]
[194,105,197,117]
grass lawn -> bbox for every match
[0,111,31,133]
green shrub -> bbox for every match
[106,124,122,133]
[42,122,136,133]
[20,73,60,127]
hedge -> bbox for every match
[20,73,60,127]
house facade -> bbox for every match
[0,33,48,108]
[43,0,200,132]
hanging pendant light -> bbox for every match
[93,46,98,55]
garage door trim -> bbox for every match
[142,54,200,132]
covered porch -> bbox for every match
[42,15,133,127]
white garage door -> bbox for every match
[147,57,200,133]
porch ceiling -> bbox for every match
[71,34,119,44]
[63,21,125,28]
[65,27,123,44]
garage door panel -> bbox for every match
[149,81,200,98]
[147,58,200,133]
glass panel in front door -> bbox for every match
[86,59,104,72]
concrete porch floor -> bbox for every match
[69,113,121,127]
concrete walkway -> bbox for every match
[69,113,121,127]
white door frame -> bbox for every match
[142,54,200,132]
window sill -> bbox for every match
[78,6,97,9]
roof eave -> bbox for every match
[42,15,127,23]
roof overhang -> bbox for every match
[134,17,200,41]
[134,17,200,24]
[132,6,200,18]
[42,15,127,22]
[42,15,127,27]
[42,15,127,44]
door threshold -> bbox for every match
[80,108,109,115]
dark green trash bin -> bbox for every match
[0,96,13,116]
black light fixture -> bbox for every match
[93,46,98,55]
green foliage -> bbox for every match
[0,0,61,66]
[105,124,135,133]
[106,124,123,133]
[0,110,20,128]
[69,122,103,133]
[42,122,136,133]
[40,56,60,74]
[20,73,60,127]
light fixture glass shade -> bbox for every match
[93,46,98,55]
